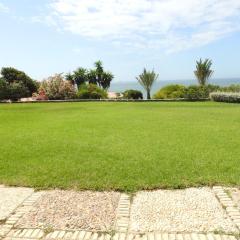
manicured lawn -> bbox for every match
[0,102,239,191]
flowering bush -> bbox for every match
[210,92,240,103]
[32,89,48,100]
[40,74,76,100]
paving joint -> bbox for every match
[115,194,131,233]
[0,191,43,240]
[213,186,240,231]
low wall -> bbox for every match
[0,98,210,104]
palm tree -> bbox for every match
[92,60,114,89]
[136,68,159,99]
[73,67,88,87]
[194,59,214,86]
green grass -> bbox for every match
[0,102,239,192]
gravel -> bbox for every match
[0,186,33,221]
[16,190,120,231]
[130,187,237,233]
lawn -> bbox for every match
[0,102,239,191]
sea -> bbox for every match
[109,78,240,98]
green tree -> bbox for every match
[194,59,214,86]
[136,68,159,99]
[73,67,88,87]
[1,67,37,94]
[0,78,7,100]
[65,68,88,87]
[90,61,114,89]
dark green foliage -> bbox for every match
[123,89,143,99]
[88,61,113,89]
[0,78,30,101]
[66,61,114,89]
[153,84,186,99]
[0,67,37,100]
[0,78,7,100]
[66,68,88,87]
[6,82,30,101]
[1,67,37,94]
[184,85,220,100]
[77,84,108,99]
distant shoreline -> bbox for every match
[110,78,240,97]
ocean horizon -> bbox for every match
[109,78,240,97]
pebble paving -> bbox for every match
[0,186,239,240]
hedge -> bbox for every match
[210,92,240,103]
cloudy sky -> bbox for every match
[0,0,240,82]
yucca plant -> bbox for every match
[194,58,214,86]
[136,68,159,99]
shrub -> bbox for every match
[0,79,30,101]
[0,78,7,100]
[153,84,186,99]
[40,74,76,100]
[210,92,240,103]
[7,82,30,101]
[184,84,220,100]
[123,89,143,99]
[1,67,37,95]
[77,84,108,99]
[32,89,48,101]
[220,84,240,93]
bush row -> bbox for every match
[153,84,221,100]
[210,92,240,103]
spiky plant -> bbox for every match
[194,59,214,86]
[136,68,159,99]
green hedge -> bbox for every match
[77,84,107,99]
[210,92,240,103]
[123,89,143,99]
[153,84,185,99]
[153,84,220,100]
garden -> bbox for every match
[0,59,240,192]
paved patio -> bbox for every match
[0,185,239,240]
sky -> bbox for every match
[0,0,240,83]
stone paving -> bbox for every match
[130,188,237,233]
[0,186,239,240]
[0,186,33,221]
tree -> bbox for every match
[65,68,88,87]
[1,67,37,94]
[90,61,114,89]
[136,68,159,99]
[73,67,88,87]
[194,59,214,86]
[0,78,7,100]
[66,61,114,89]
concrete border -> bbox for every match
[213,186,240,230]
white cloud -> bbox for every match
[0,2,9,13]
[46,0,240,53]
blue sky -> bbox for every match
[0,0,240,82]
